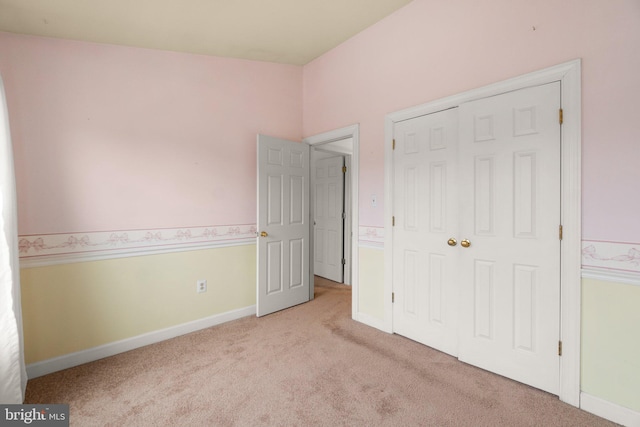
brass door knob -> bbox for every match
[447,238,457,246]
[260,231,268,237]
[461,239,471,248]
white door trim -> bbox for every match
[384,60,581,406]
[303,125,359,320]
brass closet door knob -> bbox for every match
[461,239,471,248]
[260,231,268,237]
[447,238,457,246]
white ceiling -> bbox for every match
[0,0,413,65]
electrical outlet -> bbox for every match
[196,279,207,293]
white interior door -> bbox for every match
[457,82,561,394]
[257,134,310,317]
[392,108,459,356]
[313,155,345,283]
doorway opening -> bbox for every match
[304,125,359,318]
[311,142,350,285]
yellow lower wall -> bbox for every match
[582,278,640,412]
[20,244,256,364]
[358,246,385,320]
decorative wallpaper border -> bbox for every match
[582,240,640,274]
[359,226,384,248]
[19,224,257,266]
[19,223,390,266]
[18,223,640,281]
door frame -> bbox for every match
[303,125,359,318]
[384,60,581,406]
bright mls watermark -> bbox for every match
[0,405,68,426]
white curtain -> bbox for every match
[0,73,27,403]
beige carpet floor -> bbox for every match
[25,278,616,426]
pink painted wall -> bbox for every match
[303,0,640,242]
[0,32,302,234]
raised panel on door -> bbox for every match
[457,82,561,394]
[257,135,310,317]
[392,108,459,357]
[313,155,344,282]
[473,260,495,340]
[266,241,283,295]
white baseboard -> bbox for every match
[581,392,640,427]
[26,305,256,379]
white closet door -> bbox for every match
[392,108,459,356]
[457,82,561,394]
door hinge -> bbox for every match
[559,225,563,240]
[342,212,346,219]
[559,109,564,125]
[392,216,395,226]
[342,166,347,174]
[558,340,563,356]
[392,292,395,303]
[342,258,346,265]
[392,139,396,150]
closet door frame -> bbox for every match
[383,59,581,407]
